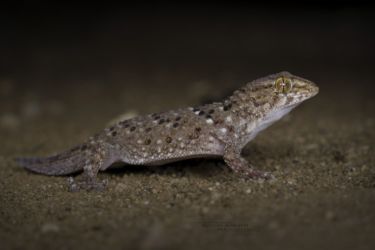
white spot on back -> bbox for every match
[206,118,214,124]
[220,128,227,134]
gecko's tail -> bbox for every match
[16,144,90,176]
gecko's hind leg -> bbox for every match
[67,165,108,192]
[67,145,112,192]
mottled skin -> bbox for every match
[16,72,319,191]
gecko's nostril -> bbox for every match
[311,83,319,95]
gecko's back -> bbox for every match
[95,102,232,166]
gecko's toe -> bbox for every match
[67,177,79,192]
[239,169,275,181]
[67,177,108,192]
[261,171,275,180]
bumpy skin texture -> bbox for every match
[16,72,319,191]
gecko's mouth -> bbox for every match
[277,102,299,111]
[293,89,319,103]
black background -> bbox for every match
[1,1,374,89]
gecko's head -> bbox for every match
[243,71,319,113]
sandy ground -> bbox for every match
[1,6,375,250]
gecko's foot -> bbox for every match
[240,169,275,181]
[67,177,108,192]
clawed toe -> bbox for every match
[67,177,108,192]
[258,171,275,180]
[241,170,275,180]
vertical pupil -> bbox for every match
[280,78,285,92]
[275,77,291,93]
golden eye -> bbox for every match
[275,77,293,94]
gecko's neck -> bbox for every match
[225,89,297,147]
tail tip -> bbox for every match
[15,157,34,167]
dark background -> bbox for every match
[1,1,374,118]
[1,2,375,250]
[1,1,374,85]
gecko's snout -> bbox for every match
[293,77,319,100]
[309,81,319,97]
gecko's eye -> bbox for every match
[275,77,293,94]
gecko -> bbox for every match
[16,72,319,191]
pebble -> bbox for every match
[286,178,297,185]
[201,207,210,214]
[115,183,127,192]
[324,211,336,221]
[46,100,65,115]
[0,113,20,129]
[361,165,368,171]
[141,223,167,250]
[41,223,60,233]
[22,100,41,118]
[305,143,318,150]
[0,79,15,97]
[268,220,280,230]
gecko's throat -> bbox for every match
[255,104,297,135]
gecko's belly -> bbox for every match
[144,153,223,166]
[115,140,225,167]
[108,152,223,169]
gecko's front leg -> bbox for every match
[223,144,273,180]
